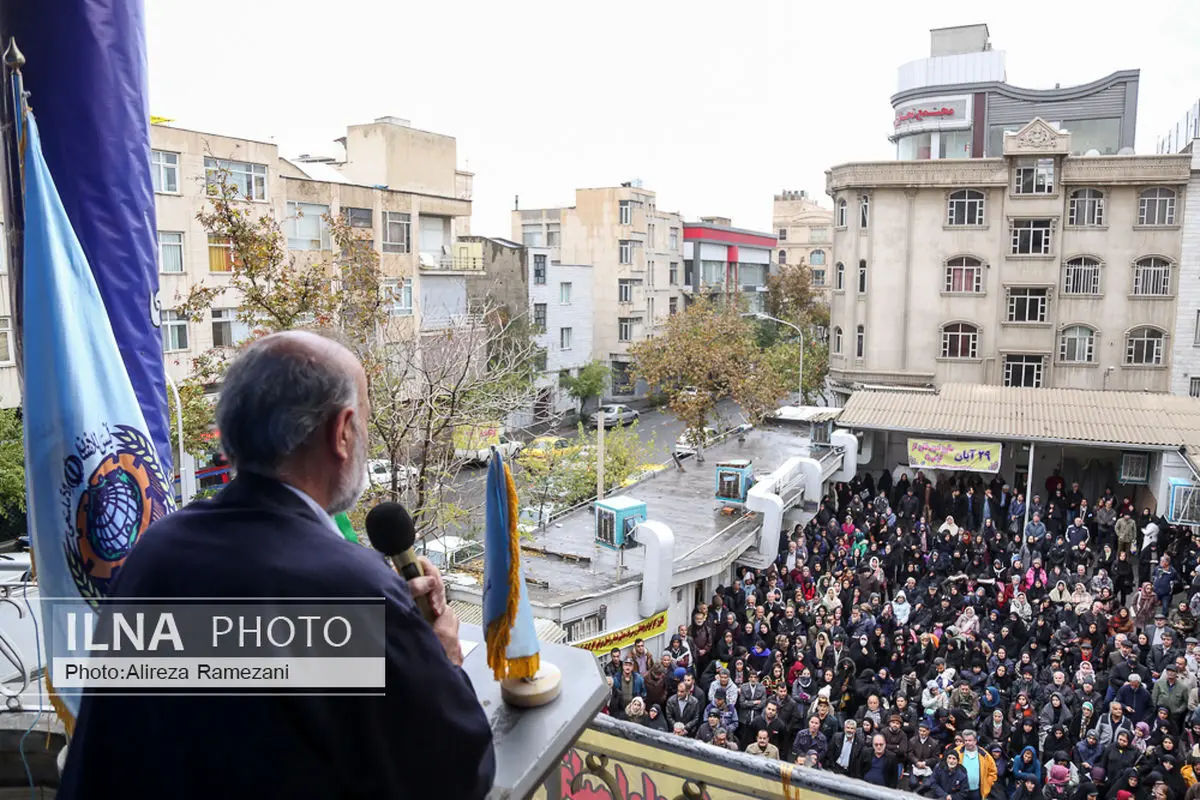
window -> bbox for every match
[855,325,865,358]
[1133,257,1172,296]
[533,254,547,285]
[898,132,933,160]
[778,228,787,241]
[344,207,372,228]
[833,327,843,353]
[777,250,786,265]
[533,303,547,331]
[619,279,634,303]
[836,199,848,228]
[1007,288,1048,323]
[619,241,632,265]
[1138,188,1177,226]
[619,201,631,225]
[940,130,972,159]
[0,317,11,363]
[161,310,189,352]
[1059,325,1095,363]
[151,150,179,194]
[383,278,413,316]
[211,308,246,348]
[207,235,234,273]
[669,262,678,285]
[646,224,656,250]
[1063,257,1101,295]
[1064,118,1121,155]
[1011,219,1053,255]
[1014,158,1055,195]
[1125,327,1165,365]
[944,256,983,293]
[1003,355,1043,387]
[382,211,411,254]
[559,282,572,304]
[835,262,845,290]
[285,201,330,250]
[1068,189,1105,227]
[857,260,867,293]
[810,250,826,266]
[812,269,826,286]
[533,349,548,372]
[546,223,561,247]
[157,231,184,274]
[669,228,679,250]
[1195,310,1200,346]
[1191,377,1200,398]
[618,318,634,342]
[560,327,572,350]
[669,297,678,315]
[859,195,869,229]
[940,323,979,359]
[521,224,543,247]
[1120,453,1150,484]
[204,157,267,201]
[947,190,985,226]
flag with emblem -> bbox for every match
[482,449,539,680]
[18,105,175,732]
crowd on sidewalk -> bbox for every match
[601,467,1200,800]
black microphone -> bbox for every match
[366,502,435,623]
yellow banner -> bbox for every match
[574,611,668,654]
[908,438,1001,472]
[150,116,174,125]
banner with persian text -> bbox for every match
[574,612,668,654]
[908,438,1002,473]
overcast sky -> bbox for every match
[147,0,1200,237]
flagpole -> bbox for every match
[1,39,26,386]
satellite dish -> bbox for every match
[1118,147,1135,156]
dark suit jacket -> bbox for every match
[59,473,495,799]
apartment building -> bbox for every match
[681,217,777,313]
[1158,102,1200,398]
[514,185,684,398]
[772,190,834,291]
[825,117,1189,403]
[527,246,593,418]
[151,116,474,385]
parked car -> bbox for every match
[453,421,523,465]
[416,535,484,572]
[517,500,570,534]
[517,435,580,465]
[587,404,640,428]
[367,458,418,489]
[674,427,719,456]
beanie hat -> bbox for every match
[673,667,687,679]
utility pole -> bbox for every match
[596,411,606,501]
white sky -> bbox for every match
[147,0,1200,237]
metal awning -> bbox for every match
[450,600,568,644]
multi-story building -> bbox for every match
[514,185,685,398]
[772,190,834,291]
[1158,101,1200,398]
[150,116,474,385]
[825,118,1189,404]
[681,217,777,313]
[891,24,1139,160]
[527,246,594,418]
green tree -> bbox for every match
[762,263,831,403]
[0,408,25,520]
[561,360,609,415]
[630,303,787,461]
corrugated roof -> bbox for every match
[838,384,1200,463]
[773,405,843,424]
[450,600,567,644]
[283,159,351,185]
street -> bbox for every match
[440,398,741,535]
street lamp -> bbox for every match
[743,311,804,402]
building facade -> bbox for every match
[891,24,1139,160]
[527,246,594,419]
[148,116,473,388]
[681,217,777,313]
[514,185,685,398]
[772,190,834,291]
[825,118,1189,403]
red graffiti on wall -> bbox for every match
[558,749,713,800]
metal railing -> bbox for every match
[420,254,485,272]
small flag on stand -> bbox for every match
[482,449,540,681]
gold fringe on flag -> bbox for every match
[29,549,76,735]
[485,461,540,681]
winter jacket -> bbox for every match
[924,762,970,800]
[1151,675,1189,717]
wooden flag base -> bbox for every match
[500,661,562,708]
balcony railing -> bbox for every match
[419,254,485,272]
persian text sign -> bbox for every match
[908,438,1002,473]
[573,612,668,654]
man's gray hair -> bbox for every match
[216,334,358,477]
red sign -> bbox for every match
[894,106,957,127]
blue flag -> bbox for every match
[20,112,175,731]
[482,451,540,681]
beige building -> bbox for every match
[772,190,834,291]
[514,185,685,396]
[825,118,1189,403]
[149,116,474,386]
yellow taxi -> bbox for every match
[517,435,581,465]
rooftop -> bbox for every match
[838,384,1200,467]
[519,423,816,605]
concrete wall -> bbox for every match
[1170,144,1200,396]
[340,118,458,197]
[461,236,528,320]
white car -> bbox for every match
[587,404,640,428]
[367,458,418,489]
[674,427,719,456]
[416,535,484,571]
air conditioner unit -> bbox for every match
[715,459,754,505]
[594,496,646,550]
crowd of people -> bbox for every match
[602,467,1200,800]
